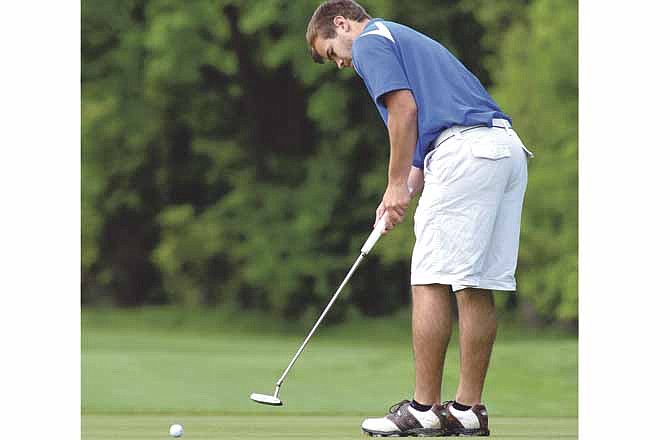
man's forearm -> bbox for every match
[387,107,418,186]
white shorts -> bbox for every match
[411,119,532,292]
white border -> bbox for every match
[1,2,80,438]
[3,1,669,438]
[580,1,670,438]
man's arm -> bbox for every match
[379,89,418,231]
[408,166,424,198]
[386,89,417,187]
[375,165,424,228]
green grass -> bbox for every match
[83,415,577,439]
[82,307,577,439]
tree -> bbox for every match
[82,0,578,327]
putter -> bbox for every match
[250,211,392,406]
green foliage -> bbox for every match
[82,0,577,324]
[481,0,578,321]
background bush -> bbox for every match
[82,0,578,327]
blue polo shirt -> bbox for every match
[352,19,511,169]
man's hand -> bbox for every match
[378,183,411,233]
[374,168,423,233]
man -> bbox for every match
[306,1,532,437]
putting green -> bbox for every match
[82,329,577,416]
[82,308,577,439]
[82,414,577,439]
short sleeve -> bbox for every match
[352,35,411,107]
[412,145,424,169]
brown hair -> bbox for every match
[306,0,371,63]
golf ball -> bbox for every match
[169,424,184,437]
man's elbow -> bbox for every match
[393,100,418,124]
[399,100,418,121]
[386,90,418,121]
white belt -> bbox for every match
[431,118,512,150]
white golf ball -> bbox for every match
[169,424,184,437]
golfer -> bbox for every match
[307,0,533,437]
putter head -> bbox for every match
[250,392,283,406]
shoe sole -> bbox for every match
[444,428,490,437]
[362,428,446,437]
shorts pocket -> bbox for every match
[471,142,512,160]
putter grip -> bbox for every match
[361,212,388,256]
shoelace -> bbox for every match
[388,399,412,414]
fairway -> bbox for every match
[82,309,577,439]
[83,414,576,439]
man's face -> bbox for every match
[313,17,356,69]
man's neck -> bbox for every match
[350,18,370,38]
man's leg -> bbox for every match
[454,288,497,406]
[360,284,452,436]
[412,284,452,405]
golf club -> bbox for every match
[250,210,395,406]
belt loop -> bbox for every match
[501,119,511,136]
[493,118,511,133]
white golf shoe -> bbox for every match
[442,401,490,436]
[361,400,447,437]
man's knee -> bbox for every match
[455,288,496,321]
[455,288,494,305]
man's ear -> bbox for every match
[333,15,350,31]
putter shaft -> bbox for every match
[275,253,366,387]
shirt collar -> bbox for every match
[362,18,383,32]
